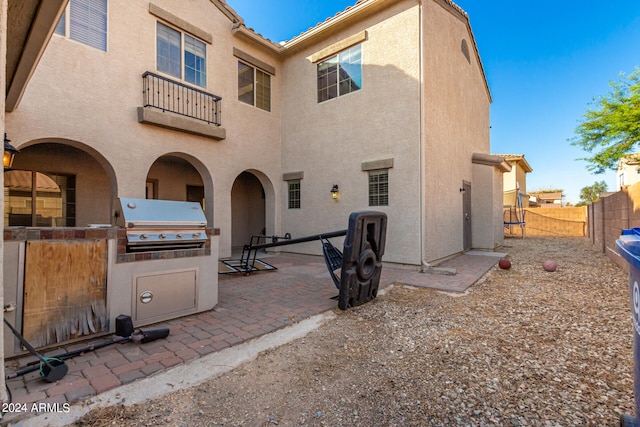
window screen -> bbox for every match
[70,0,108,51]
[368,170,388,206]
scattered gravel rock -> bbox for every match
[73,237,635,426]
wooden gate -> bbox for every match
[23,240,108,347]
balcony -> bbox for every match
[137,72,226,141]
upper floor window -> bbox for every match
[157,22,206,87]
[54,0,108,51]
[238,61,271,112]
[317,44,362,103]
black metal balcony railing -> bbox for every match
[142,71,221,126]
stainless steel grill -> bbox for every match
[117,198,208,252]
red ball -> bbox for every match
[498,259,511,270]
[543,260,557,272]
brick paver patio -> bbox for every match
[2,251,501,425]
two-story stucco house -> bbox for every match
[617,153,640,190]
[495,153,532,206]
[2,0,506,363]
[278,0,508,265]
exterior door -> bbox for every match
[463,181,472,251]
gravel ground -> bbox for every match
[73,237,635,426]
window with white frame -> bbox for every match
[317,44,362,103]
[288,180,301,209]
[54,0,108,51]
[156,22,206,87]
[368,170,389,206]
[238,61,271,112]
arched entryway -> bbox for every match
[3,140,117,349]
[231,171,268,251]
[147,155,204,203]
[145,153,214,225]
[4,141,116,227]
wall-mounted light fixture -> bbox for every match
[3,134,19,170]
[331,184,339,200]
[459,187,466,193]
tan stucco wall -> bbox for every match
[422,1,491,263]
[281,0,423,265]
[5,0,283,258]
[472,163,505,250]
[0,0,7,401]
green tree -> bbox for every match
[571,68,640,174]
[575,180,608,206]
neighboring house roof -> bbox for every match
[493,154,533,173]
[617,153,640,168]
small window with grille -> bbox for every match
[368,170,388,206]
[288,180,301,209]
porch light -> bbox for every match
[3,134,19,170]
[331,184,339,200]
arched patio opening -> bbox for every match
[4,141,115,227]
[146,155,203,202]
[231,170,277,252]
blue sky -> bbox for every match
[227,0,640,204]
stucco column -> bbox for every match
[0,0,8,403]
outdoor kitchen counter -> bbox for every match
[2,226,220,357]
[4,225,118,241]
[3,226,220,263]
